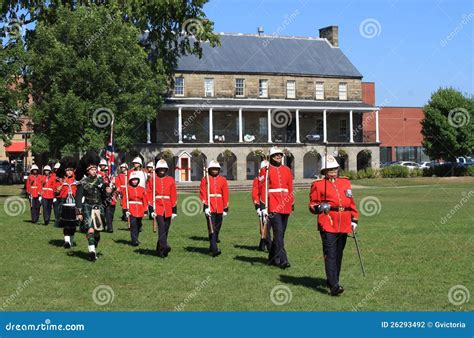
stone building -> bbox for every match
[135,26,380,182]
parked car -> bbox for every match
[398,161,420,170]
[419,161,433,169]
[380,161,398,168]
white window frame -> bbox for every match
[286,80,296,99]
[259,79,268,98]
[315,81,324,100]
[175,76,184,96]
[204,78,214,97]
[235,78,245,97]
[338,82,347,100]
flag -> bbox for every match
[106,122,115,176]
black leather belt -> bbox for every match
[330,207,351,211]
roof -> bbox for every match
[176,33,363,78]
[164,98,375,111]
[5,142,26,153]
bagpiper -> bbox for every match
[125,171,148,246]
[258,146,294,269]
[25,164,42,224]
[199,160,229,257]
[41,165,55,225]
[54,157,78,248]
[252,160,271,251]
[116,163,129,221]
[75,151,111,261]
[147,159,177,258]
[309,155,359,296]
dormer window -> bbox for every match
[286,80,296,99]
[339,82,347,100]
[175,76,184,96]
[235,78,245,97]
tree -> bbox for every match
[421,88,474,161]
[27,5,163,156]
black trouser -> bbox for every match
[105,205,115,232]
[148,205,153,220]
[156,215,172,254]
[320,231,348,289]
[30,197,41,223]
[268,213,289,265]
[42,198,53,224]
[206,213,223,253]
[63,226,76,237]
[53,198,60,221]
[129,216,142,244]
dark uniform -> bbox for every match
[55,175,78,248]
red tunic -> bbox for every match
[98,170,110,185]
[26,174,43,198]
[146,174,177,217]
[57,176,77,199]
[199,175,229,213]
[258,165,294,214]
[126,185,148,218]
[251,177,260,206]
[41,174,56,199]
[308,177,359,234]
[116,173,128,209]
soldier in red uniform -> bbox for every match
[116,163,128,221]
[252,160,271,251]
[258,147,293,269]
[126,171,148,246]
[309,155,359,296]
[41,165,55,225]
[26,164,42,223]
[200,160,229,257]
[98,159,110,184]
[145,161,155,220]
[148,159,177,258]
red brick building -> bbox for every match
[362,83,429,164]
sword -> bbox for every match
[352,225,366,277]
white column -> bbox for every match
[209,108,214,143]
[238,108,243,143]
[349,110,354,143]
[375,109,380,143]
[323,109,327,143]
[295,109,300,143]
[178,107,183,143]
[267,108,272,143]
[146,118,151,143]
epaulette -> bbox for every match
[338,176,350,180]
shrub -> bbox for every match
[380,165,409,178]
[466,166,474,176]
[340,170,358,180]
[363,167,378,178]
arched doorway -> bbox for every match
[217,150,237,180]
[191,152,207,181]
[335,153,348,171]
[246,151,266,180]
[283,151,295,178]
[303,152,322,178]
[357,150,372,171]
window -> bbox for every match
[380,147,392,163]
[204,78,214,97]
[315,82,324,100]
[339,82,347,100]
[259,79,268,97]
[235,78,245,96]
[286,80,296,99]
[175,76,184,96]
[339,119,347,137]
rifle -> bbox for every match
[125,170,130,230]
[152,170,157,233]
[204,166,214,235]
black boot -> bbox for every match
[330,285,344,296]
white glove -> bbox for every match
[204,208,211,216]
[53,198,57,203]
[151,212,157,218]
[38,196,42,203]
[223,211,227,217]
[256,209,262,216]
[351,222,358,231]
[261,208,268,217]
[171,213,177,219]
[125,211,131,218]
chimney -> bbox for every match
[319,25,338,47]
[257,26,264,36]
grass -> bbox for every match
[0,177,473,311]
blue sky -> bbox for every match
[203,0,473,106]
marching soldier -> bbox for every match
[252,160,271,251]
[98,159,110,184]
[199,160,229,257]
[147,159,177,258]
[75,152,111,261]
[52,162,61,221]
[103,165,117,233]
[41,165,55,225]
[54,157,78,248]
[145,161,155,220]
[126,171,148,246]
[26,164,42,224]
[128,157,147,188]
[116,163,129,221]
[309,155,359,296]
[258,147,293,269]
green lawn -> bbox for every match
[0,177,473,311]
